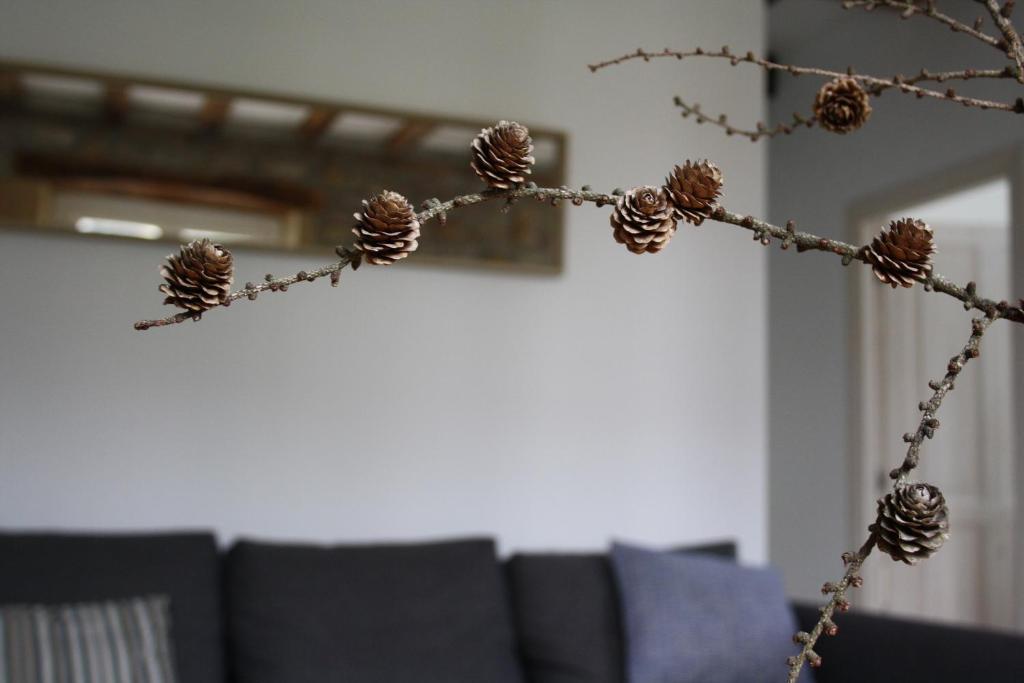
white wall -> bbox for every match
[768,0,1024,602]
[0,0,768,560]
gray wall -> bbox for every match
[768,0,1024,606]
[0,1,770,559]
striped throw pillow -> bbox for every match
[0,595,177,683]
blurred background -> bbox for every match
[0,0,1020,634]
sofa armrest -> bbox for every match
[793,602,1024,683]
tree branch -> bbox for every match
[589,48,1020,114]
[669,64,1012,141]
[133,186,613,331]
[983,0,1024,82]
[787,313,995,681]
[709,207,1024,323]
[841,0,1004,51]
[786,534,876,682]
[889,313,997,482]
[133,186,1024,330]
[134,251,358,330]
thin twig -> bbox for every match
[878,66,1013,88]
[889,313,997,482]
[589,48,1020,113]
[786,534,876,682]
[673,96,817,141]
[841,0,1004,51]
[984,0,1024,82]
[133,186,1024,330]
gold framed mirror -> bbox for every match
[0,60,567,273]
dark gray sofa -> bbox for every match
[0,531,1021,683]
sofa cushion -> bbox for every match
[0,531,224,683]
[610,542,803,683]
[0,595,178,683]
[505,541,735,683]
[226,537,525,683]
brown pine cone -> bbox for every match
[814,77,872,134]
[470,120,535,189]
[871,483,949,565]
[863,218,935,288]
[352,190,421,265]
[610,186,678,254]
[664,160,723,225]
[159,239,234,313]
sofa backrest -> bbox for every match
[0,530,737,683]
[0,531,224,683]
[505,541,737,683]
[225,537,525,683]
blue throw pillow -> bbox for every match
[610,542,812,683]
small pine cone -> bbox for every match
[470,120,535,189]
[352,190,421,265]
[664,160,723,225]
[871,483,950,565]
[863,218,935,288]
[814,77,872,134]
[610,186,678,254]
[159,239,233,313]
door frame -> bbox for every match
[846,145,1024,628]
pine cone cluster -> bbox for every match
[159,239,234,313]
[871,483,950,565]
[664,160,723,225]
[814,77,872,134]
[863,218,935,288]
[352,191,421,265]
[471,121,535,189]
[610,186,678,254]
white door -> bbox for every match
[856,178,1016,630]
